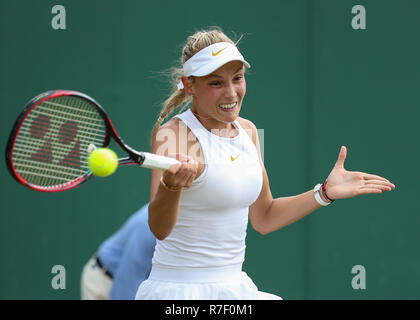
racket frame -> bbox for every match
[5,90,149,192]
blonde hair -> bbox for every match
[150,27,240,144]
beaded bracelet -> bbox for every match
[160,177,182,192]
[322,180,335,203]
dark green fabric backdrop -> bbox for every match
[0,0,417,299]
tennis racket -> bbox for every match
[5,89,180,192]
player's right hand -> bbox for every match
[162,154,198,189]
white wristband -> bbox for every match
[314,183,331,206]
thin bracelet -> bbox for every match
[160,177,182,192]
[322,180,335,203]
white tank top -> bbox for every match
[152,109,263,268]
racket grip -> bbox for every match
[141,152,181,171]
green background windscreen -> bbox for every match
[0,0,417,299]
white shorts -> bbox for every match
[135,264,282,300]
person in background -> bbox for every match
[80,203,156,300]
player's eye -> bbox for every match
[209,81,221,87]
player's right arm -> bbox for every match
[148,118,198,240]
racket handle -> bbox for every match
[141,152,181,171]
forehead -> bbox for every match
[206,61,245,78]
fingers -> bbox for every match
[334,146,347,169]
[166,153,190,175]
[362,174,396,190]
[363,173,390,183]
[358,187,384,195]
[362,179,395,190]
[184,160,197,187]
[358,178,395,195]
[361,184,392,192]
[167,163,182,175]
[358,183,391,195]
[163,154,198,189]
[183,156,198,188]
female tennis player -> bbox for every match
[135,28,395,300]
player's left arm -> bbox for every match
[240,119,320,235]
[242,119,395,235]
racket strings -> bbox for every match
[33,107,105,129]
[16,128,105,147]
[12,95,107,188]
[16,96,98,186]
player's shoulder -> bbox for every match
[157,116,188,136]
[236,117,257,131]
[236,117,258,146]
[151,116,188,152]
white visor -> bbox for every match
[177,42,250,90]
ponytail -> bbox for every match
[150,87,191,145]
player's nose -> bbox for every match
[224,82,236,99]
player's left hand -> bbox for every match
[324,146,395,200]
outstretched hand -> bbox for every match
[324,146,395,200]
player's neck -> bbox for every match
[190,107,238,138]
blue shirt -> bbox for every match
[98,203,156,300]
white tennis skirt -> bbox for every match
[135,263,282,300]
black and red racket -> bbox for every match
[5,90,179,192]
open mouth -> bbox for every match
[218,102,237,111]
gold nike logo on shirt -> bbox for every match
[231,154,240,161]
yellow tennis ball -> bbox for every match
[88,148,118,177]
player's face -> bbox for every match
[190,61,246,129]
